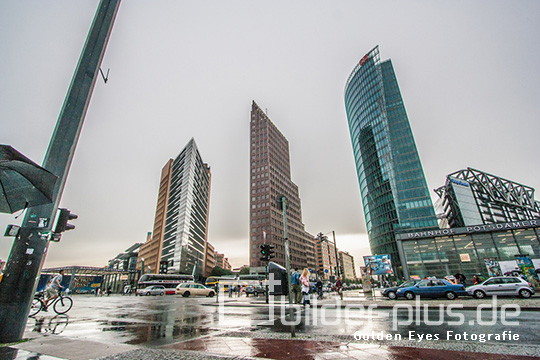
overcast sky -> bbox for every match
[1,1,539,274]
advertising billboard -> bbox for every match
[483,258,502,277]
[363,255,393,276]
[515,255,540,287]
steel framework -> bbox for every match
[435,167,540,227]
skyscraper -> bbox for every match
[344,46,438,277]
[138,138,211,277]
[249,101,316,270]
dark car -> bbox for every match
[245,285,266,296]
[396,279,467,300]
[381,280,419,300]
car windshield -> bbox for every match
[399,281,416,288]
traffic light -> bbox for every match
[260,244,268,261]
[159,260,168,274]
[51,208,78,241]
[260,244,275,262]
[267,244,275,260]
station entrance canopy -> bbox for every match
[42,266,129,276]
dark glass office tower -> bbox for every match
[344,46,438,277]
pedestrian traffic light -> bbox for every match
[52,208,78,241]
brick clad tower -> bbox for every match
[249,101,316,270]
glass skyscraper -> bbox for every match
[344,46,438,277]
[138,138,211,278]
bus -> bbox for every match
[205,276,237,288]
[138,274,194,295]
[238,274,265,282]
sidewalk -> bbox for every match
[3,334,540,360]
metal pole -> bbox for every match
[265,263,269,304]
[279,195,295,338]
[0,0,121,342]
[332,231,340,279]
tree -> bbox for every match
[210,266,234,277]
[239,267,250,275]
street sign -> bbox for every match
[324,269,328,273]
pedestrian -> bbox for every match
[228,285,233,297]
[316,278,323,299]
[291,268,302,304]
[336,277,343,300]
[107,286,112,296]
[299,268,311,307]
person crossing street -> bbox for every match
[291,268,302,304]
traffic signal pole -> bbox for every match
[278,195,295,338]
[0,0,120,343]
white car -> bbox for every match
[136,285,165,296]
[175,283,215,297]
[467,277,534,299]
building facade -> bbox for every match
[215,252,232,271]
[435,168,540,228]
[204,242,216,278]
[397,219,540,283]
[108,242,142,291]
[344,46,438,277]
[315,234,338,280]
[138,139,211,278]
[249,101,316,270]
[339,251,357,281]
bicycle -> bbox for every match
[29,290,73,316]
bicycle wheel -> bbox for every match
[29,298,43,317]
[53,296,73,314]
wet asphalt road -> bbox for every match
[25,294,540,347]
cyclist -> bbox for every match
[43,270,65,311]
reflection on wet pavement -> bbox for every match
[162,336,540,360]
[0,347,64,360]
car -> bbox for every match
[466,276,535,299]
[136,285,165,296]
[245,285,266,296]
[175,283,215,297]
[396,279,467,300]
[381,280,420,300]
